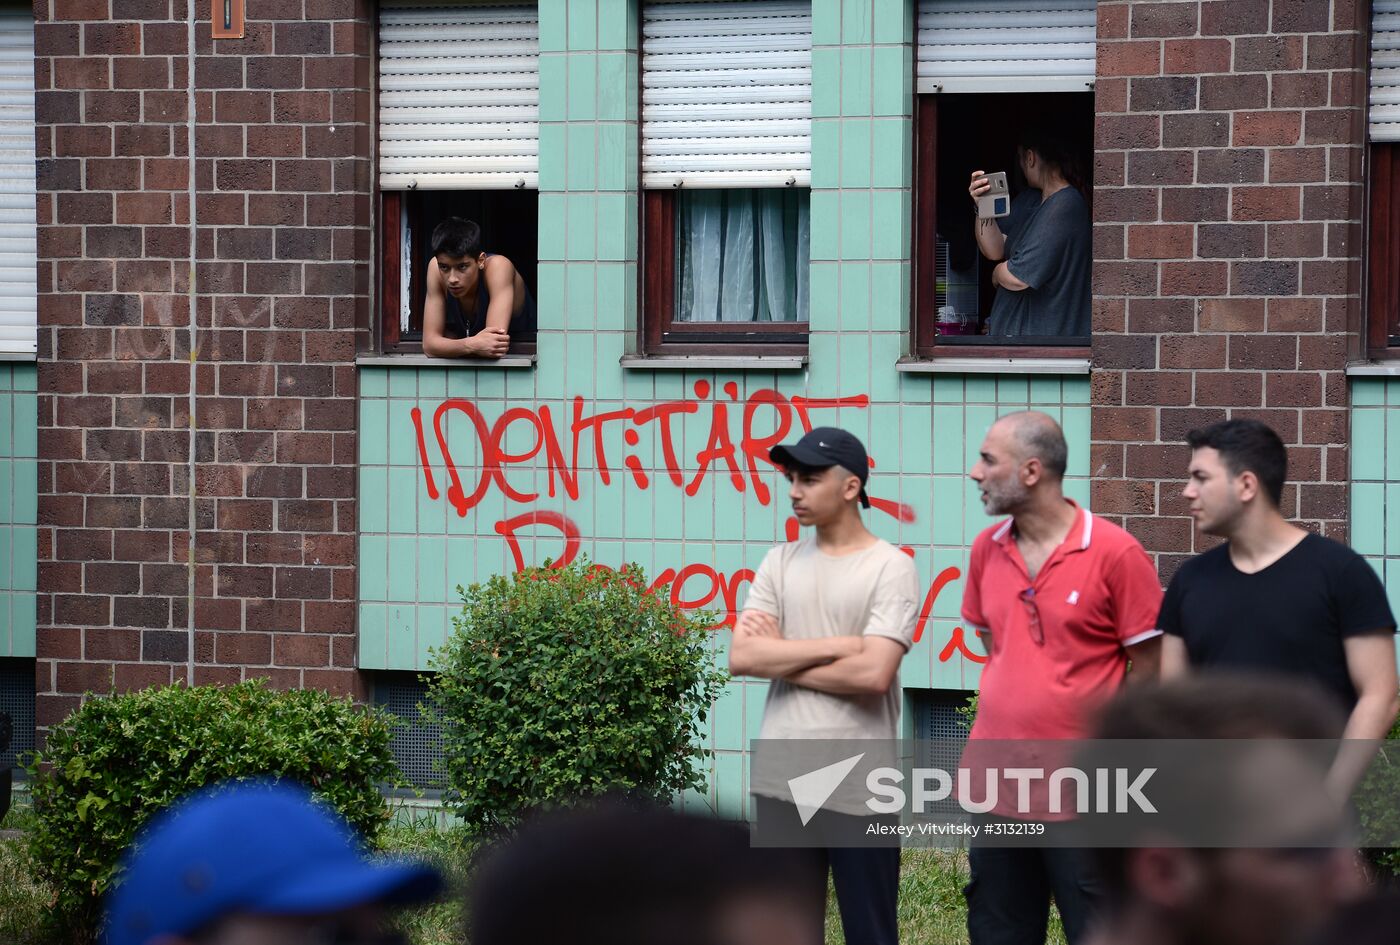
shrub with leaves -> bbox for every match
[1357,710,1400,878]
[425,559,728,833]
[26,680,400,942]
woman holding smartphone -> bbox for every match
[968,128,1091,339]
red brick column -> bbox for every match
[35,0,372,733]
[1091,0,1364,577]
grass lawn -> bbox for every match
[1,801,1064,945]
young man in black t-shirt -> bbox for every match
[1159,419,1399,795]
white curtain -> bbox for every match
[675,190,809,323]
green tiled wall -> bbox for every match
[0,363,38,658]
[358,0,1090,816]
[1349,378,1400,626]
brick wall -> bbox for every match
[34,0,372,734]
[1091,0,1364,576]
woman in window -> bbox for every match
[969,129,1091,339]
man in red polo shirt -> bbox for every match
[960,411,1163,945]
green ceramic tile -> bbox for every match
[868,332,904,403]
[1063,376,1091,404]
[11,527,33,592]
[872,45,907,117]
[385,368,413,399]
[565,261,595,329]
[869,261,903,331]
[444,367,478,399]
[359,467,388,533]
[387,467,419,533]
[564,331,597,397]
[712,682,744,751]
[386,535,418,602]
[567,122,597,190]
[596,122,629,191]
[842,0,873,44]
[446,537,474,601]
[596,52,628,120]
[1352,379,1386,406]
[539,195,567,261]
[539,0,568,53]
[962,376,994,404]
[713,752,745,819]
[567,55,597,120]
[0,597,15,659]
[873,0,910,44]
[1352,409,1386,480]
[0,531,10,592]
[11,394,35,458]
[871,188,905,260]
[596,193,627,261]
[1352,483,1384,555]
[931,374,962,404]
[928,476,963,545]
[538,59,568,123]
[0,464,10,525]
[567,193,597,258]
[1063,476,1090,508]
[416,536,447,604]
[900,404,932,474]
[417,370,445,401]
[357,603,387,668]
[12,363,34,391]
[745,682,770,744]
[872,117,908,188]
[811,47,842,118]
[840,189,872,259]
[839,260,871,326]
[902,646,932,688]
[812,0,840,45]
[535,262,566,326]
[810,118,840,189]
[840,117,872,189]
[808,190,839,261]
[1386,485,1400,556]
[11,599,35,658]
[416,606,449,668]
[538,123,567,190]
[385,604,417,670]
[504,364,538,400]
[358,367,388,399]
[359,400,388,466]
[568,0,597,50]
[595,262,627,331]
[808,260,839,329]
[387,399,419,469]
[841,46,873,116]
[1028,377,1062,405]
[995,376,1029,405]
[1386,560,1400,629]
[931,406,965,475]
[598,0,632,50]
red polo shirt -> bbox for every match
[963,501,1163,742]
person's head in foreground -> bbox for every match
[104,781,441,945]
[769,426,871,528]
[1183,418,1288,537]
[1085,675,1364,945]
[969,409,1069,516]
[469,799,819,945]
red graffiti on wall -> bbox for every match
[409,382,979,664]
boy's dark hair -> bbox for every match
[431,216,482,259]
[1185,418,1287,507]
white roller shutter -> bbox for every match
[0,10,33,359]
[1371,0,1400,142]
[642,0,811,189]
[377,2,538,190]
[917,0,1096,95]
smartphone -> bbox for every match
[976,171,1010,219]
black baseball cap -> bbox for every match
[769,427,871,508]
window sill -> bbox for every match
[355,353,536,369]
[896,356,1091,375]
[620,354,808,371]
[1346,361,1400,376]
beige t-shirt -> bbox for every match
[743,536,920,741]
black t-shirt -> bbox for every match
[1158,533,1396,711]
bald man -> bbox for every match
[960,411,1164,945]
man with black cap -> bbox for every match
[103,780,441,945]
[730,426,920,945]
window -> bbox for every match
[377,2,540,355]
[912,0,1095,358]
[0,8,34,360]
[641,0,811,354]
[1368,1,1400,356]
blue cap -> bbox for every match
[104,781,442,945]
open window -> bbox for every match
[377,2,539,356]
[912,0,1095,358]
[1367,2,1400,356]
[641,0,811,355]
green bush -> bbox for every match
[1357,710,1400,878]
[425,559,728,833]
[26,680,400,942]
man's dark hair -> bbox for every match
[469,799,814,945]
[1019,124,1086,194]
[1089,675,1347,906]
[1185,418,1287,507]
[430,216,482,259]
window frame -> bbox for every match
[641,189,810,357]
[1367,146,1400,357]
[911,94,1093,361]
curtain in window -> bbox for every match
[675,189,809,323]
